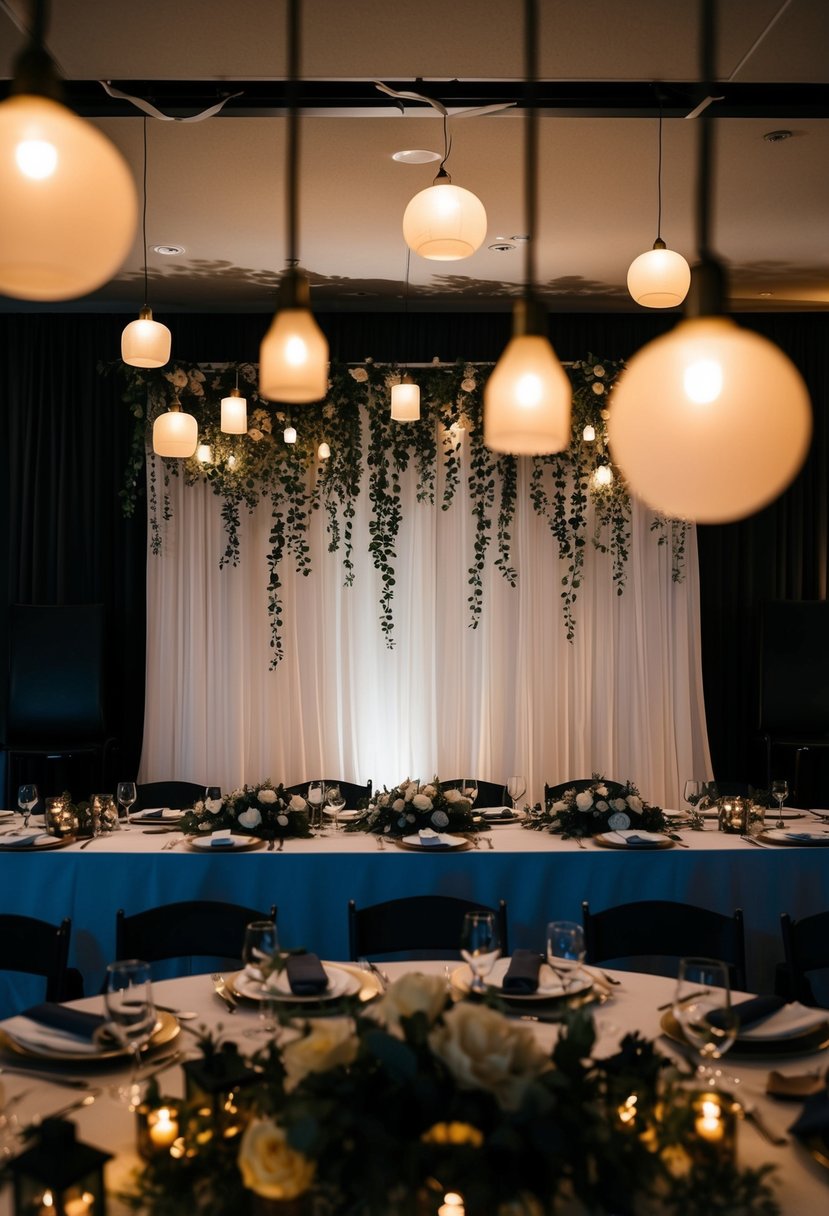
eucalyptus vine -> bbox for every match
[103,354,688,666]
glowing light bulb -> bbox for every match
[16,137,57,178]
[286,335,308,365]
[284,426,297,444]
[684,358,723,404]
[593,464,613,488]
[583,423,596,442]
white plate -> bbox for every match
[478,807,527,825]
[187,833,265,852]
[594,829,673,849]
[322,808,365,822]
[0,832,74,851]
[451,958,592,1001]
[129,807,183,823]
[759,827,829,847]
[398,832,469,851]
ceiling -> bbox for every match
[1,0,828,314]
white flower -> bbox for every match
[248,427,263,441]
[423,784,437,798]
[596,799,609,812]
[406,813,416,823]
[429,1003,551,1111]
[378,793,390,807]
[413,794,433,811]
[575,791,594,811]
[461,377,476,393]
[612,798,627,812]
[238,1119,315,1200]
[592,381,605,395]
[608,811,630,830]
[373,973,447,1031]
[350,366,369,382]
[431,810,449,828]
[552,800,567,812]
[289,794,307,813]
[238,807,262,829]
[280,1018,357,1091]
[595,785,608,796]
[444,788,462,804]
[404,785,416,803]
[277,814,289,826]
[206,800,223,816]
[198,821,212,832]
[593,365,606,378]
[258,788,278,805]
[392,798,406,812]
[626,795,643,812]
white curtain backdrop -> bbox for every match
[141,435,713,809]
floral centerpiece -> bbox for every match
[124,974,777,1216]
[179,781,311,841]
[348,778,477,837]
[525,775,672,840]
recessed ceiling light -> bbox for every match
[488,242,516,253]
[152,244,185,256]
[763,130,793,143]
[510,234,530,242]
[759,291,773,297]
[392,149,441,164]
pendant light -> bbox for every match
[0,0,136,300]
[121,117,171,368]
[484,0,571,455]
[152,398,197,458]
[391,248,421,421]
[221,369,248,433]
[627,97,691,308]
[402,111,487,261]
[259,0,329,404]
[609,0,811,523]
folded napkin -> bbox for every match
[783,830,829,842]
[501,950,543,994]
[5,1003,109,1055]
[137,807,166,820]
[210,830,234,848]
[483,807,515,821]
[0,830,42,848]
[710,996,827,1040]
[612,830,664,846]
[418,829,443,847]
[285,953,329,996]
[709,994,785,1031]
[789,1088,829,1140]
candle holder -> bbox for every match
[45,796,78,839]
[717,796,748,835]
[689,1089,739,1164]
[183,1042,257,1141]
[135,1092,182,1160]
[10,1117,111,1216]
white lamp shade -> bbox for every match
[403,182,487,260]
[121,310,171,368]
[153,409,198,458]
[317,441,331,459]
[283,426,297,444]
[196,443,212,463]
[608,316,812,523]
[0,94,137,301]
[391,380,421,422]
[627,246,691,309]
[484,334,572,455]
[221,391,248,433]
[259,307,329,403]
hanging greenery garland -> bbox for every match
[103,356,688,666]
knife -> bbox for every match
[211,975,237,1012]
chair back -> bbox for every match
[285,779,372,806]
[780,911,829,1006]
[545,778,627,804]
[0,914,74,1003]
[348,895,508,960]
[8,604,106,742]
[136,781,205,811]
[440,779,505,808]
[116,901,277,973]
[582,900,746,989]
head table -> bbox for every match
[0,964,825,1215]
[0,818,825,1012]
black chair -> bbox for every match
[441,779,505,808]
[582,900,746,989]
[0,914,79,1004]
[135,781,205,811]
[3,603,115,803]
[115,901,277,976]
[348,895,508,961]
[545,778,627,803]
[780,911,829,1006]
[285,779,372,806]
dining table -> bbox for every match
[0,963,826,1215]
[0,811,827,1014]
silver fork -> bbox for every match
[740,834,770,848]
[482,834,494,850]
[162,835,182,850]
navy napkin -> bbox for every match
[285,953,328,996]
[789,1088,829,1139]
[709,994,785,1031]
[502,950,543,994]
[139,808,165,820]
[22,1002,107,1042]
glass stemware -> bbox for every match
[460,911,501,994]
[242,920,280,1038]
[546,920,586,992]
[505,775,526,811]
[461,778,478,806]
[117,781,137,827]
[307,781,326,831]
[683,779,704,831]
[17,784,38,829]
[326,785,346,832]
[673,957,738,1087]
[103,959,156,1107]
[771,778,789,830]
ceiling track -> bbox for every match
[2,78,828,119]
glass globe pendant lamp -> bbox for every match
[627,101,690,309]
[221,371,248,433]
[153,401,198,458]
[121,117,171,368]
[403,168,487,261]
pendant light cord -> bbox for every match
[286,0,300,268]
[523,0,538,299]
[655,98,663,243]
[403,245,412,372]
[697,0,715,261]
[438,112,452,176]
[31,0,47,47]
[142,114,149,307]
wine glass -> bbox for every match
[116,781,137,826]
[461,778,478,806]
[103,959,156,1107]
[17,784,38,829]
[307,781,326,831]
[683,779,705,831]
[673,957,738,1087]
[505,775,526,811]
[771,779,789,830]
[546,921,586,993]
[460,911,501,994]
[242,920,280,1038]
[326,785,346,832]
[204,786,222,813]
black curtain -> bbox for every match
[3,309,827,794]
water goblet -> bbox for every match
[17,784,38,829]
[117,781,137,827]
[103,959,156,1108]
[461,778,478,807]
[771,779,789,830]
[460,911,501,994]
[683,779,705,831]
[673,957,738,1088]
[307,781,326,831]
[546,920,586,993]
[505,775,526,811]
[242,920,280,1038]
[326,785,346,832]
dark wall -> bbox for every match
[3,309,827,794]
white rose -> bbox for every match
[413,794,433,811]
[238,808,262,829]
[198,821,212,832]
[379,793,391,807]
[374,973,447,1031]
[423,784,437,798]
[593,365,606,377]
[612,798,627,812]
[349,367,369,382]
[289,794,307,812]
[238,1119,315,1200]
[461,377,476,392]
[596,800,609,812]
[281,1019,357,1091]
[258,788,278,805]
[277,814,289,827]
[575,792,594,811]
[552,800,568,812]
[592,382,605,395]
[429,1003,551,1111]
[431,810,449,828]
[392,798,406,812]
[595,785,608,796]
[404,785,416,802]
[627,795,643,812]
[444,788,462,804]
[206,801,223,816]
